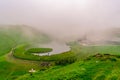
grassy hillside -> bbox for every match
[1,26,120,80]
[79,45,120,55]
[69,42,120,58]
[0,25,52,80]
[0,33,14,56]
[0,25,51,56]
[16,54,120,80]
[5,44,120,80]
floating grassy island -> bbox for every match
[27,48,53,53]
[26,48,53,56]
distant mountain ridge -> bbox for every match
[0,25,51,45]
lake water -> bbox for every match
[34,41,70,56]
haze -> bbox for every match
[0,0,120,40]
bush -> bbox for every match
[109,58,117,62]
[115,55,120,58]
[55,52,77,65]
[84,57,91,61]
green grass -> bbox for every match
[70,42,120,59]
[16,54,120,80]
[80,46,120,54]
[0,26,52,80]
[26,48,53,53]
[0,60,30,80]
[0,33,15,56]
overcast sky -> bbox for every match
[0,0,120,39]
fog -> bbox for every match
[0,0,120,41]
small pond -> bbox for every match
[34,41,70,56]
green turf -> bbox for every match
[0,33,15,56]
[81,46,120,54]
[70,42,120,59]
[15,54,120,80]
[26,48,53,53]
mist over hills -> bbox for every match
[77,27,120,45]
[0,25,120,45]
[0,25,51,45]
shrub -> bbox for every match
[84,57,91,61]
[40,62,52,68]
[115,55,120,58]
[55,52,77,65]
[109,58,117,62]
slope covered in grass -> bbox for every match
[1,26,120,80]
[16,54,120,80]
[70,42,120,58]
[78,45,120,57]
[0,33,15,56]
[0,25,52,80]
[0,25,51,56]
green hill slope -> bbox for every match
[0,25,51,80]
[16,54,120,80]
[0,25,51,56]
[1,26,120,80]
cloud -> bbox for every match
[0,0,120,40]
